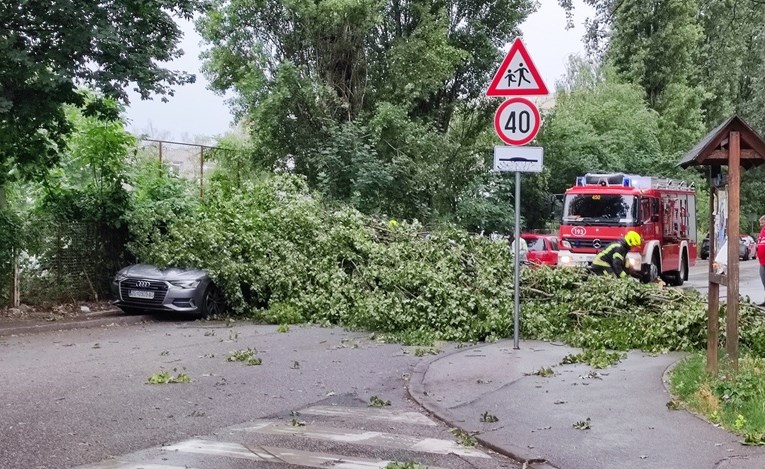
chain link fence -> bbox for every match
[18,220,132,304]
[3,138,225,306]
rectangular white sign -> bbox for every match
[493,146,544,173]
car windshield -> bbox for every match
[525,238,546,251]
[562,194,637,226]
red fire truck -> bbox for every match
[557,173,698,285]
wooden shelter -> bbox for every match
[679,115,765,372]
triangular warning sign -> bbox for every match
[486,38,548,97]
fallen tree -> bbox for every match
[132,174,765,353]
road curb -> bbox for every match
[0,309,154,337]
[407,344,559,469]
[661,352,722,428]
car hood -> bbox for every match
[119,264,208,280]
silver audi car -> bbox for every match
[111,264,226,316]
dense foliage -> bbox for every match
[134,174,516,342]
[40,99,136,227]
[523,266,765,355]
[131,174,765,354]
[0,0,206,185]
[197,0,536,231]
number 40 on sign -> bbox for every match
[493,97,540,146]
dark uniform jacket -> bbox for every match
[590,239,630,278]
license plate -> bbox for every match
[129,290,154,299]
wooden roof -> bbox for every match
[678,115,765,169]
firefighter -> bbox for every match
[588,231,642,279]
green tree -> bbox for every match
[40,98,136,226]
[0,0,206,187]
[197,0,536,223]
[559,0,765,134]
[558,0,765,231]
[539,62,664,195]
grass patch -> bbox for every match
[670,353,765,443]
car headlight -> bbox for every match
[113,273,127,283]
[561,240,572,249]
[169,279,201,289]
[559,255,573,266]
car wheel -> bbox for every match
[743,251,750,261]
[700,254,708,260]
[201,284,226,317]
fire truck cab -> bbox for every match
[557,173,697,285]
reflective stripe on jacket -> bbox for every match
[592,240,630,278]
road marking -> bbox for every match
[163,439,445,468]
[300,405,437,426]
[77,462,199,469]
[237,421,490,458]
[164,439,272,461]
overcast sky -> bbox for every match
[123,0,595,141]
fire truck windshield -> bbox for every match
[562,194,637,226]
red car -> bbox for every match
[521,234,560,266]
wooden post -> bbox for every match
[200,147,204,198]
[10,247,20,308]
[707,167,719,374]
[726,131,741,370]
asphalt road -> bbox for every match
[0,321,520,469]
[684,257,763,303]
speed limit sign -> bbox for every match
[493,97,540,146]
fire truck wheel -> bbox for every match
[663,253,688,286]
[643,251,661,283]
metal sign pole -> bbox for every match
[513,170,521,349]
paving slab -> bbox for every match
[410,340,765,469]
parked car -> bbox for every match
[699,236,753,261]
[111,264,225,316]
[700,237,709,260]
[741,235,757,260]
[521,234,559,266]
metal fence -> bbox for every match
[137,138,218,197]
[2,138,236,307]
[17,221,132,304]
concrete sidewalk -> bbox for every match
[0,308,152,337]
[409,340,765,469]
